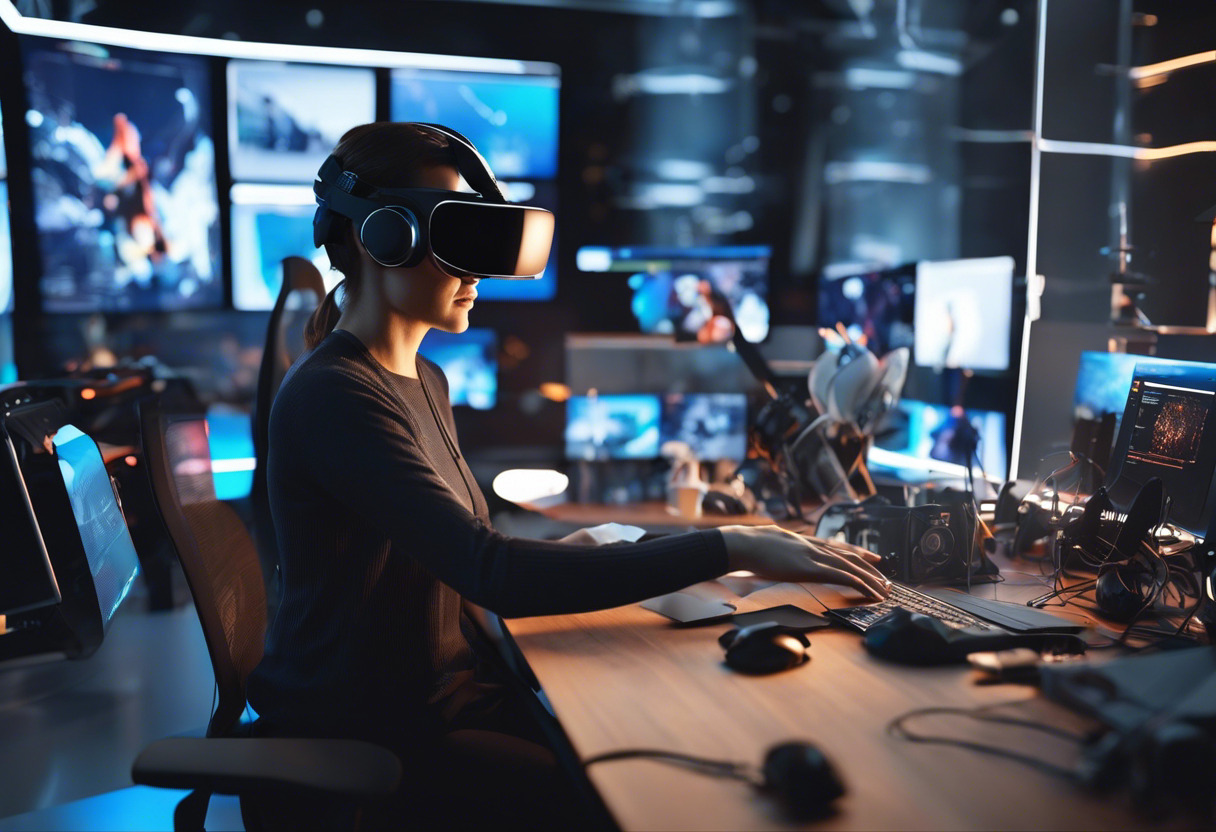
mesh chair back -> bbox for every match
[251,257,327,584]
[140,400,267,738]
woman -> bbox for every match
[247,122,888,828]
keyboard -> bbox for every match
[827,582,1089,634]
[827,583,1002,632]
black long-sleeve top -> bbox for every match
[247,330,729,739]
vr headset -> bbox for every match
[312,123,554,279]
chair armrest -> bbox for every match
[132,737,402,799]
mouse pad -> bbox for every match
[730,605,832,632]
[639,592,737,625]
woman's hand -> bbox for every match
[718,524,890,600]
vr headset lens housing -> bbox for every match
[429,201,554,278]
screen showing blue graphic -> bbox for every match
[54,424,140,625]
[418,328,498,410]
[816,264,915,356]
[661,393,748,461]
[0,105,12,315]
[228,61,376,183]
[22,37,221,313]
[873,399,1007,481]
[566,394,662,461]
[231,198,335,310]
[391,67,559,302]
[576,245,771,343]
[390,69,559,180]
[1073,352,1192,423]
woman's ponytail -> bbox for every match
[304,282,344,350]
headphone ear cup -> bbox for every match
[359,206,421,267]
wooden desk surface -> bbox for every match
[505,573,1170,831]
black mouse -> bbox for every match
[702,488,747,516]
[761,740,846,818]
[719,622,810,674]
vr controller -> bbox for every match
[312,123,554,278]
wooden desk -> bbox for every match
[504,573,1170,831]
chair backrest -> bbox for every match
[140,398,267,738]
[251,257,327,581]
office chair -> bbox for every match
[131,398,401,831]
[251,257,327,602]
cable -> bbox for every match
[887,704,1083,783]
[583,748,758,786]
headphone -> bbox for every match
[312,123,505,268]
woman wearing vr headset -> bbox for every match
[247,121,888,828]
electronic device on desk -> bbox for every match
[817,495,997,585]
[0,400,140,663]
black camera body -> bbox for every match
[822,500,982,584]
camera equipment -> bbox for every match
[312,123,554,277]
[817,497,994,585]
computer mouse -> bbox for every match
[719,622,810,674]
[702,488,747,516]
[761,740,846,818]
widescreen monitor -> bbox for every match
[576,245,771,343]
[227,61,376,184]
[22,37,221,313]
[913,256,1013,372]
[418,328,498,410]
[230,185,337,310]
[816,263,915,356]
[660,393,748,461]
[391,66,559,302]
[565,394,661,461]
[872,399,1008,482]
[1106,360,1216,535]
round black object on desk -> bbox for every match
[762,741,846,818]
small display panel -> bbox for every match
[227,60,376,184]
[565,394,662,461]
[576,245,771,343]
[660,393,748,461]
[53,424,140,625]
[22,37,221,313]
[816,264,915,356]
[230,187,337,311]
[1107,360,1216,534]
[418,328,498,410]
[872,399,1008,482]
[913,256,1014,372]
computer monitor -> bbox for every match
[565,394,661,461]
[2,403,140,660]
[0,104,12,315]
[1105,360,1216,535]
[391,65,560,302]
[660,393,748,462]
[21,37,222,313]
[418,328,498,410]
[230,185,337,311]
[816,263,915,356]
[1073,352,1190,425]
[871,398,1008,482]
[575,245,772,343]
[227,60,376,184]
[913,256,1014,372]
